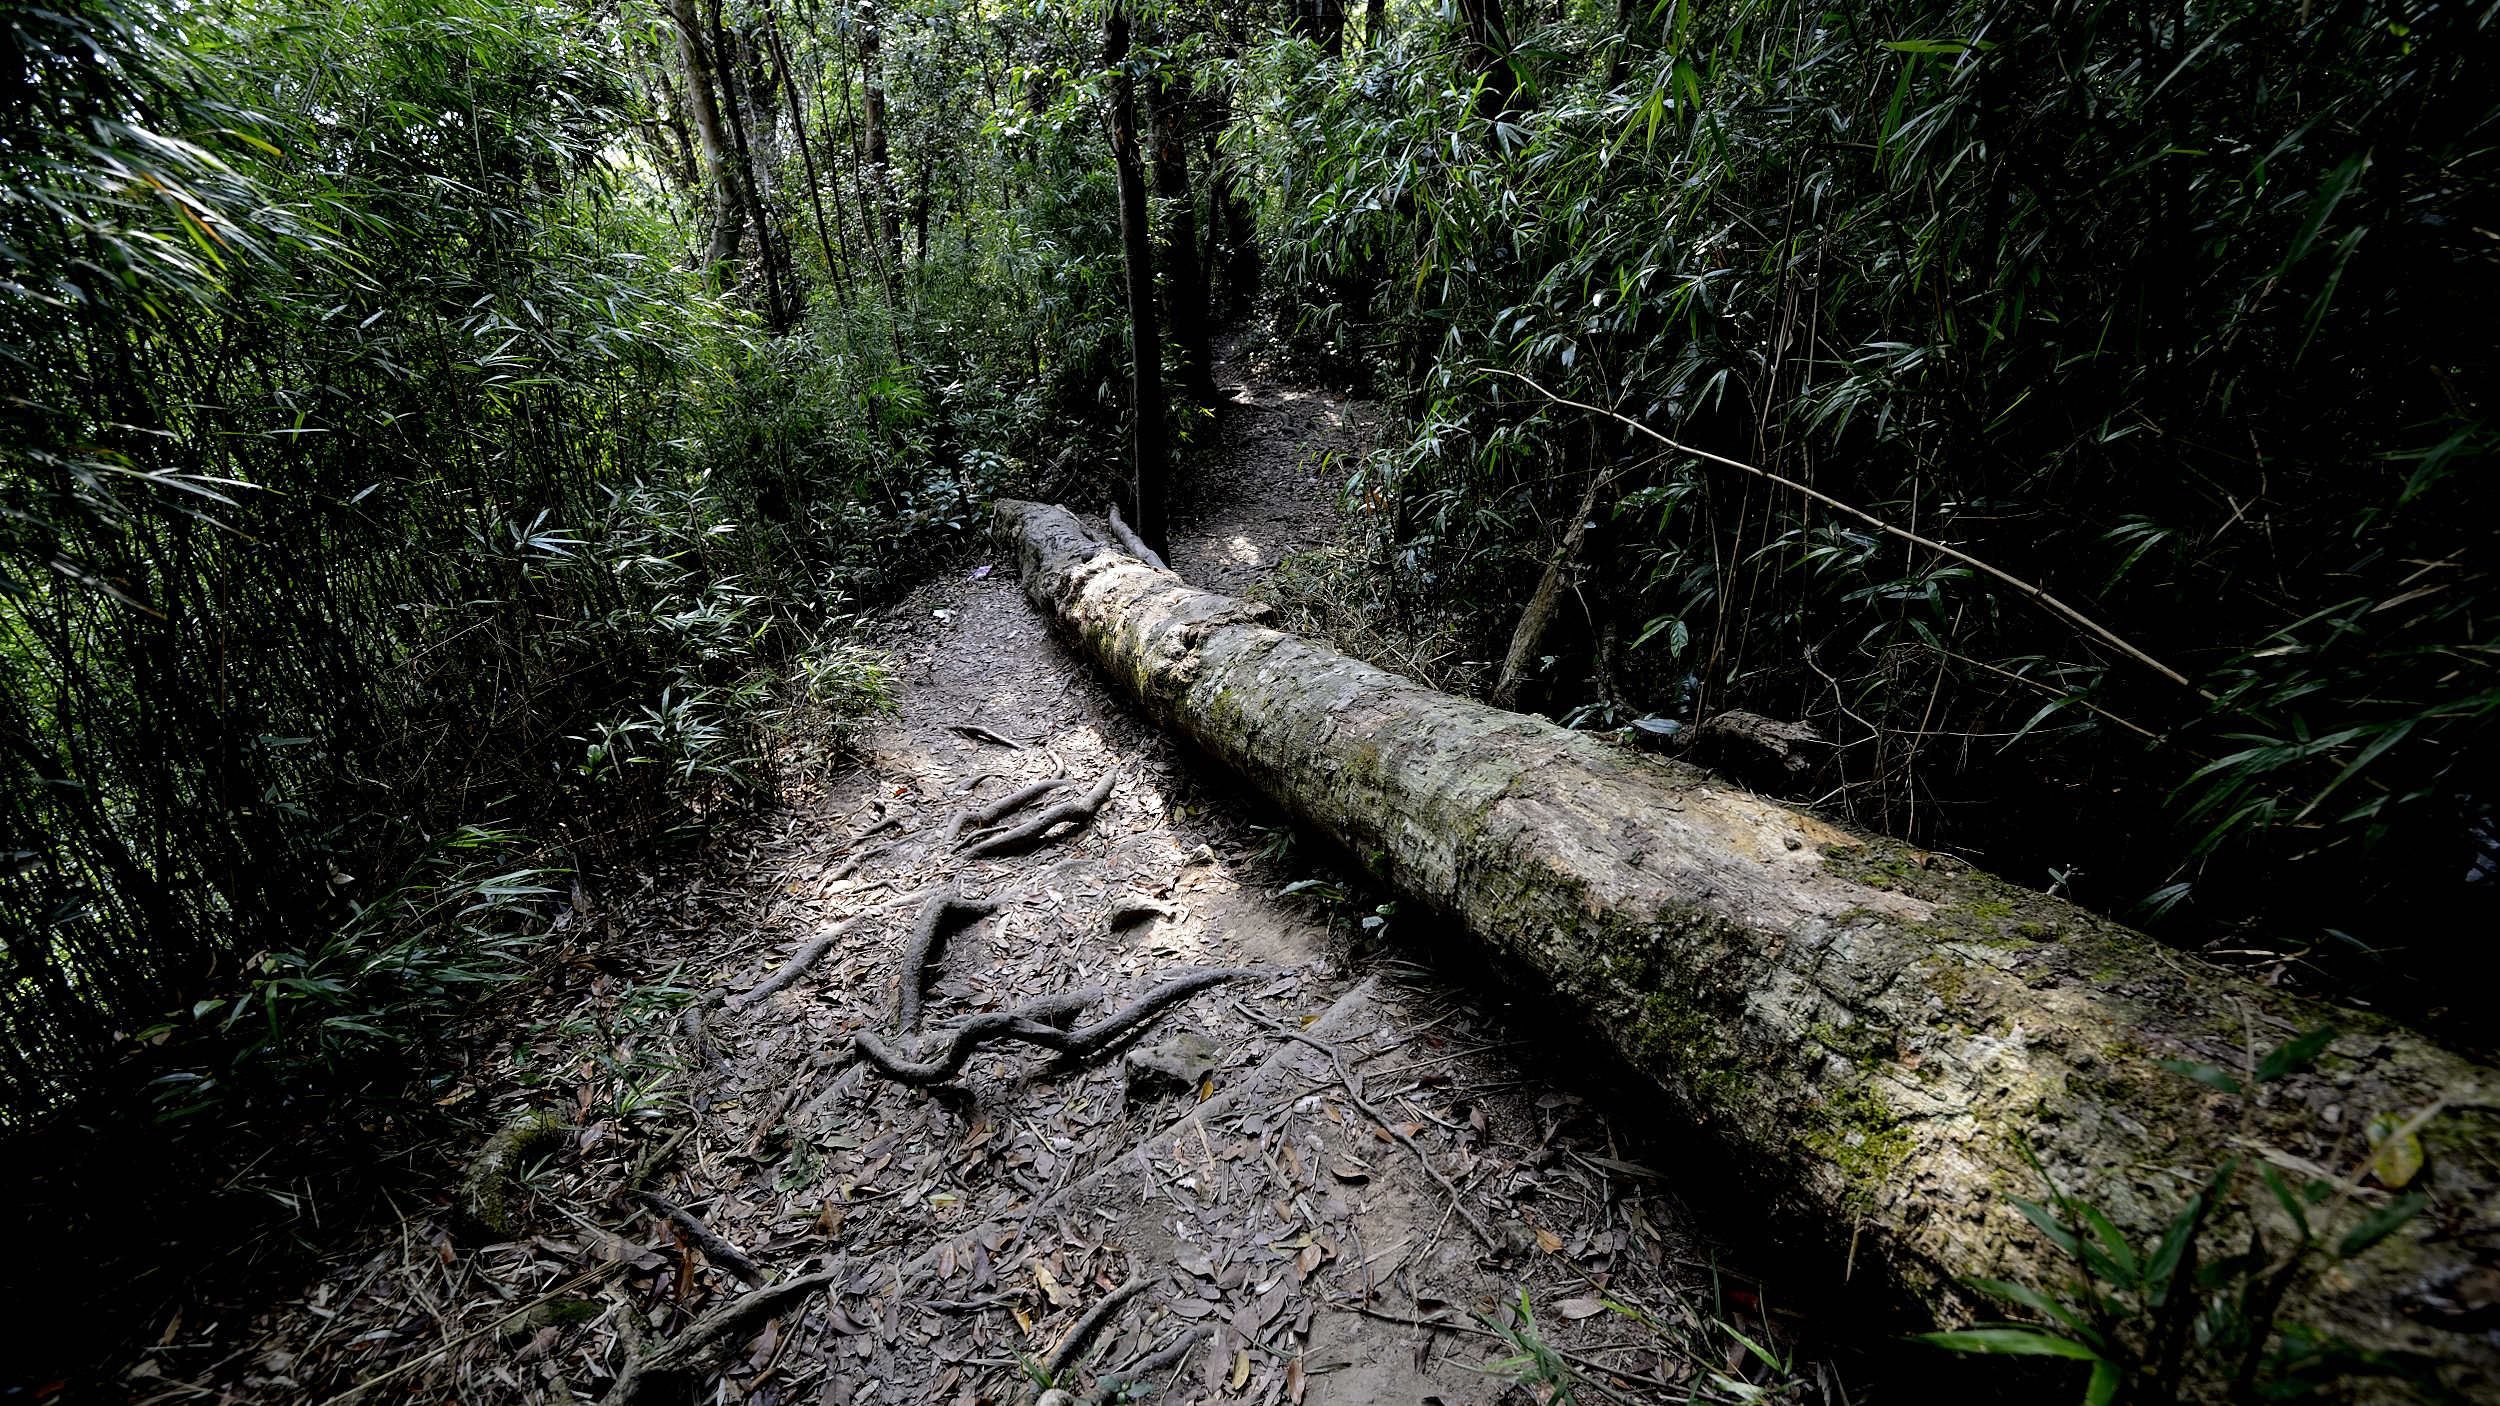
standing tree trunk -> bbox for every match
[1364,0,1386,48]
[858,9,902,267]
[667,0,743,277]
[762,12,850,308]
[1491,456,1610,710]
[703,0,790,328]
[1106,3,1167,559]
[1455,0,1516,121]
[1148,72,1216,408]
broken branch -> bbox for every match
[1107,502,1169,571]
[598,1261,845,1405]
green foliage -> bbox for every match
[1242,0,2498,1013]
[1912,1028,2452,1401]
[1473,1291,1582,1406]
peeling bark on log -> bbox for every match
[993,498,2499,1374]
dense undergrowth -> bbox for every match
[0,0,1151,1369]
[1239,0,2497,1036]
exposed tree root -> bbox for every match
[894,883,1003,1032]
[942,776,1072,845]
[730,914,868,1012]
[950,722,1028,748]
[1095,1324,1212,1400]
[680,989,728,1071]
[597,1261,845,1405]
[857,970,1256,1086]
[1234,1000,1498,1251]
[632,1190,763,1285]
[1043,1275,1148,1385]
[455,1110,567,1239]
[960,769,1118,859]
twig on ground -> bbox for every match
[313,1260,626,1406]
[1106,503,1168,571]
[623,1126,692,1194]
[598,1261,845,1405]
[1343,1305,1654,1402]
[895,883,1004,1033]
[962,769,1119,860]
[1234,1000,1498,1250]
[857,970,1257,1086]
[633,1190,764,1285]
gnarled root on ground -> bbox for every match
[961,769,1118,859]
[895,883,1003,1032]
[943,776,1073,845]
[856,969,1256,1086]
[455,1110,567,1239]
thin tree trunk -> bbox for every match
[1491,458,1608,710]
[1455,0,1516,121]
[1605,0,1638,87]
[1106,2,1167,559]
[992,497,2500,1381]
[704,0,790,328]
[1148,72,1216,407]
[1364,0,1386,48]
[763,14,850,310]
[858,9,902,266]
[667,0,743,276]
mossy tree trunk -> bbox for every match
[994,498,2498,1378]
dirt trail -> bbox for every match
[111,348,1846,1406]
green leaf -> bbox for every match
[1908,1329,2103,1360]
[2079,1204,2142,1286]
[2336,1192,2429,1258]
[2009,1196,2082,1258]
[2254,1027,2338,1083]
[1963,1279,2101,1343]
[2085,1356,2122,1406]
[2259,1163,2311,1242]
[2153,1059,2241,1095]
[2142,1190,2210,1307]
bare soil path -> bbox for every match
[110,346,1849,1406]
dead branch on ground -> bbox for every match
[598,1261,845,1405]
[633,1190,764,1284]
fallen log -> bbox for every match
[993,498,2499,1383]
